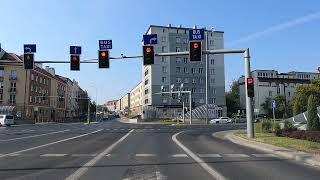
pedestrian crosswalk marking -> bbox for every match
[198,154,222,158]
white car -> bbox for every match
[209,117,232,124]
[0,114,15,126]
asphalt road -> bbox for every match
[0,119,319,180]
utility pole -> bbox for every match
[205,30,209,124]
[87,98,90,124]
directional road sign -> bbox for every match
[70,46,82,55]
[272,100,276,109]
[189,29,205,41]
[24,44,37,54]
[99,40,112,50]
[143,34,158,45]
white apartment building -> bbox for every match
[239,70,320,115]
[142,25,226,119]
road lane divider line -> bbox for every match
[40,154,67,157]
[224,154,250,158]
[71,154,97,157]
[0,129,70,142]
[198,154,222,158]
[136,154,156,157]
[0,129,103,158]
[172,131,226,180]
[172,154,188,157]
[65,129,135,180]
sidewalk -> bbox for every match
[213,130,320,169]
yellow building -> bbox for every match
[129,82,143,116]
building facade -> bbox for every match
[142,25,226,119]
[239,70,320,115]
[104,100,118,112]
[129,82,143,116]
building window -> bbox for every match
[199,99,204,103]
[162,66,167,73]
[211,98,216,104]
[35,75,38,82]
[192,78,196,84]
[145,69,149,76]
[29,96,33,103]
[0,82,3,89]
[163,98,167,103]
[277,88,280,95]
[145,99,149,104]
[210,68,215,75]
[184,78,189,83]
[10,70,17,80]
[176,78,182,83]
[210,59,215,65]
[191,68,196,74]
[176,67,181,73]
[162,46,167,52]
[162,36,166,42]
[162,77,167,83]
[199,68,204,74]
[183,38,188,44]
[269,91,272,96]
[162,56,166,62]
[144,89,149,95]
[209,40,214,45]
[176,47,181,52]
[184,67,188,73]
[199,88,204,93]
[31,73,34,80]
[9,94,16,104]
[144,79,149,85]
[176,57,181,63]
[40,77,43,84]
[213,88,216,95]
[10,82,16,92]
[192,88,196,93]
[30,84,34,92]
[176,37,181,43]
[288,92,291,97]
[210,78,215,84]
[183,58,188,63]
[0,68,4,79]
[199,78,204,84]
[0,94,3,103]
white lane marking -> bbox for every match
[40,154,67,157]
[0,129,70,142]
[65,129,134,180]
[0,129,103,158]
[106,154,111,157]
[252,154,276,158]
[198,154,222,158]
[224,154,250,158]
[9,154,21,156]
[172,154,188,157]
[136,154,156,157]
[172,131,226,180]
[71,154,97,157]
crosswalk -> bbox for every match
[1,153,280,159]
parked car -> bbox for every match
[209,117,232,124]
[0,114,15,126]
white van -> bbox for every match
[0,115,15,126]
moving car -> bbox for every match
[209,117,232,124]
[0,114,15,126]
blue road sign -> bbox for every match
[24,44,36,53]
[272,100,276,109]
[70,46,82,55]
[189,29,205,41]
[143,34,158,45]
[99,40,112,50]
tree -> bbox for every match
[261,96,286,118]
[225,81,240,117]
[307,95,320,130]
[261,97,272,118]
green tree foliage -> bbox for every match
[307,95,320,130]
[225,81,240,117]
[261,97,272,118]
[290,79,320,115]
[261,96,286,118]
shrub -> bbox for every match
[283,120,294,130]
[261,120,272,133]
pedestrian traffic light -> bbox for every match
[247,77,254,97]
[23,53,34,69]
[143,45,154,65]
[70,55,80,71]
[98,50,109,68]
[189,41,202,62]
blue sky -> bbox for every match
[1,0,319,104]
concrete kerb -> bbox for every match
[213,130,320,169]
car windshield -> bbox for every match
[0,1,319,179]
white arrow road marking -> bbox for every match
[172,131,226,180]
[65,129,134,180]
[0,129,102,158]
[0,129,70,142]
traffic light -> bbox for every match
[189,41,202,62]
[247,77,254,97]
[98,50,110,68]
[23,53,34,69]
[143,45,154,65]
[70,55,80,71]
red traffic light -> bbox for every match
[100,51,107,57]
[25,55,31,60]
[72,56,79,61]
[193,43,199,49]
[146,47,152,53]
[247,78,254,85]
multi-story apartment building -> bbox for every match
[142,25,226,118]
[239,70,320,115]
[129,82,143,116]
[120,93,130,114]
[0,47,86,124]
[104,100,118,112]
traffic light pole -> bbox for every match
[244,49,254,138]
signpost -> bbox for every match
[143,34,158,45]
[24,44,36,54]
[99,40,112,50]
[189,29,205,41]
[272,100,276,124]
[70,46,82,55]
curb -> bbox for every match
[213,130,320,169]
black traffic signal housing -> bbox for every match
[24,53,34,69]
[98,50,110,68]
[189,41,202,62]
[143,45,154,65]
[247,77,254,97]
[70,55,80,71]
